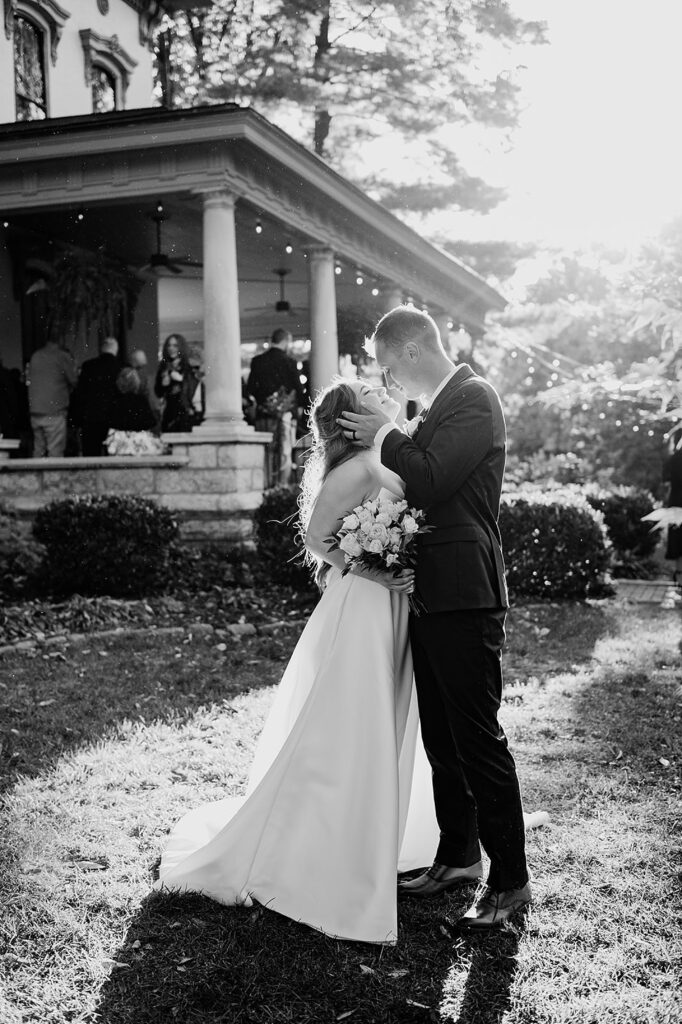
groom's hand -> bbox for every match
[337,392,392,447]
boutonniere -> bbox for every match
[404,416,422,437]
[404,410,428,437]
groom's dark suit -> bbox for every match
[381,364,528,891]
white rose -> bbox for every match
[341,512,360,530]
[375,511,391,525]
[368,523,389,544]
[386,552,399,566]
[366,538,384,554]
[339,533,363,557]
[402,515,419,534]
[388,528,402,549]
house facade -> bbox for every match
[0,0,506,545]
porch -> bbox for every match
[0,103,505,544]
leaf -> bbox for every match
[359,964,375,974]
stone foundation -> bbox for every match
[0,431,271,547]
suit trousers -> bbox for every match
[31,414,67,458]
[409,608,528,891]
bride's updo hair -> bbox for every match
[298,378,366,589]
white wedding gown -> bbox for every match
[154,485,440,945]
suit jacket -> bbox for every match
[247,348,303,409]
[71,353,119,426]
[381,364,508,613]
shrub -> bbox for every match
[33,494,178,597]
[0,504,45,598]
[253,486,316,592]
[500,489,612,599]
[583,486,658,559]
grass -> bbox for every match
[0,598,681,1023]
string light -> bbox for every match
[2,219,8,228]
[355,273,364,285]
[156,199,164,213]
[371,287,379,296]
[255,220,263,234]
[285,242,293,254]
[76,207,85,223]
[335,264,342,275]
[447,320,454,330]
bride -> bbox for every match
[154,377,440,944]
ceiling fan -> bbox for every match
[138,209,203,277]
[244,268,300,315]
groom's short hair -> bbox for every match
[366,306,442,357]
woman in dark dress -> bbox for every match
[109,368,157,433]
[154,334,198,433]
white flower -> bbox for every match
[404,415,423,437]
[368,523,389,544]
[402,515,419,534]
[375,511,392,525]
[341,512,360,531]
[388,527,403,549]
[386,552,399,566]
[366,538,384,554]
[339,533,363,557]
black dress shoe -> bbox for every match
[456,882,532,930]
[398,860,483,899]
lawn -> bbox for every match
[0,596,680,1024]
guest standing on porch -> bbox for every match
[154,334,199,433]
[247,328,304,486]
[27,338,77,458]
[71,337,120,456]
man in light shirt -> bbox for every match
[27,338,77,458]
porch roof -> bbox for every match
[0,104,504,328]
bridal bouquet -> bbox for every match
[328,496,430,613]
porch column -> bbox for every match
[196,188,249,434]
[379,284,403,314]
[308,245,339,394]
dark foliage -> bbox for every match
[500,489,612,599]
[584,486,657,558]
[0,504,44,599]
[253,486,317,593]
[33,495,178,597]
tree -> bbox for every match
[480,243,680,495]
[155,1,545,214]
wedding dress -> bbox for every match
[154,482,440,945]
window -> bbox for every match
[91,64,117,113]
[14,15,47,121]
[80,29,137,113]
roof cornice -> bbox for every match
[0,104,505,315]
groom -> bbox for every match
[338,306,531,930]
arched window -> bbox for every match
[91,64,117,113]
[80,30,137,113]
[13,14,47,121]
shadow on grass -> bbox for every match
[569,604,682,789]
[0,630,301,795]
[92,888,524,1024]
